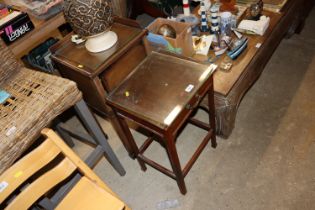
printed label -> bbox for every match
[185,84,194,93]
[6,23,31,42]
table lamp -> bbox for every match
[63,0,117,53]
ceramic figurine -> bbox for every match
[182,0,190,16]
[249,0,264,20]
[200,1,209,32]
[210,3,220,34]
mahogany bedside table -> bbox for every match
[50,17,147,156]
[106,51,217,194]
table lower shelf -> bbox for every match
[135,116,216,182]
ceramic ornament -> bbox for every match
[210,4,220,34]
[182,0,190,16]
[200,1,209,32]
[193,0,211,14]
[63,0,117,53]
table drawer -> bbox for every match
[170,76,213,134]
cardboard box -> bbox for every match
[144,18,194,57]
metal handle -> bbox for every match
[185,94,202,110]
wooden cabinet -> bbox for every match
[51,17,147,116]
[50,17,147,152]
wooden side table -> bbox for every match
[106,52,217,194]
[50,17,147,156]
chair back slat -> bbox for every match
[55,177,125,210]
[1,128,127,209]
[0,139,61,203]
[5,158,76,210]
[41,128,118,198]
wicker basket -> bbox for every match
[0,39,82,174]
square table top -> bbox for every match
[107,51,215,129]
[51,20,144,77]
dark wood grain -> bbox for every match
[106,52,216,195]
[129,0,166,19]
[51,18,147,156]
[101,44,147,91]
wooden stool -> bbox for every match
[107,52,217,194]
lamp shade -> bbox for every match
[63,0,114,37]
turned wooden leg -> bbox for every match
[207,83,217,148]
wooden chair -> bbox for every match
[0,128,130,210]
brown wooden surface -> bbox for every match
[107,52,214,129]
[193,10,282,96]
[101,44,147,91]
[51,18,147,157]
[193,0,312,137]
[1,0,66,56]
[51,17,147,114]
[7,11,65,57]
[51,18,146,78]
[106,52,216,194]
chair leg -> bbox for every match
[74,99,126,176]
[55,122,75,148]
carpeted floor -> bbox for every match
[66,8,315,210]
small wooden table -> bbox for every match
[192,10,282,138]
[191,0,312,137]
[51,17,147,156]
[106,52,217,194]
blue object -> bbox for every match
[200,2,209,32]
[147,32,182,54]
[228,38,248,60]
[0,90,10,104]
[147,33,169,46]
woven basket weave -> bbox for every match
[0,41,23,85]
[0,40,82,174]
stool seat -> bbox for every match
[0,67,82,173]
